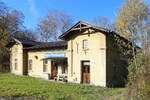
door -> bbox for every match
[51,61,58,79]
[81,61,90,84]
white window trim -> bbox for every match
[43,60,48,73]
[83,39,89,50]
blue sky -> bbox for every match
[3,0,150,30]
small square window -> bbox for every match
[83,39,88,49]
[120,54,128,61]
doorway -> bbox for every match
[51,61,58,79]
[51,58,67,79]
[81,61,90,84]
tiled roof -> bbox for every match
[59,20,131,45]
[16,38,42,46]
[6,38,42,48]
[24,41,67,50]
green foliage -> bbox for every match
[0,28,10,68]
[123,49,150,100]
[125,53,150,100]
[128,53,150,80]
[115,0,149,39]
[0,0,37,69]
[112,33,133,56]
[12,29,37,41]
[0,73,124,100]
[115,0,150,99]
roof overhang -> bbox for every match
[6,37,42,48]
[58,20,137,48]
[59,21,111,40]
[42,57,67,62]
[6,38,20,48]
[24,41,67,51]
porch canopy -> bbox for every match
[42,57,67,62]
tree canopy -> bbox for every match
[115,0,149,40]
[0,0,37,68]
[115,0,150,99]
[37,10,73,42]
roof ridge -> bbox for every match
[79,20,112,32]
[40,40,66,44]
[16,38,40,42]
[24,40,67,50]
[59,20,112,39]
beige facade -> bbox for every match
[9,21,128,87]
[10,43,24,75]
[27,50,67,80]
[67,29,107,86]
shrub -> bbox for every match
[125,53,150,100]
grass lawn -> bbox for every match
[0,73,125,100]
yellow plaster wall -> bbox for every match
[67,29,107,86]
[28,50,67,80]
[10,43,23,75]
[10,29,127,87]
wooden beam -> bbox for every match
[71,26,91,31]
[80,23,81,31]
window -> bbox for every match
[120,54,128,61]
[76,42,79,54]
[83,39,88,49]
[43,60,48,72]
[83,61,90,66]
[28,60,33,70]
[15,59,18,70]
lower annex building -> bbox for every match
[8,21,129,87]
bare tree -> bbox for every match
[93,16,115,30]
[7,9,24,34]
[37,10,73,42]
[115,0,149,39]
[93,16,110,27]
[13,29,37,41]
[0,0,37,69]
[115,0,149,69]
[0,0,10,45]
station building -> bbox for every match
[8,21,128,87]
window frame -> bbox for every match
[43,60,48,72]
[120,54,128,61]
[83,39,88,50]
[14,59,18,70]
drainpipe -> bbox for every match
[71,40,73,77]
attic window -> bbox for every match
[83,39,88,49]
